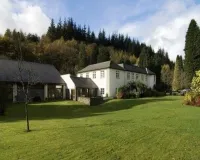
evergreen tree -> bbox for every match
[172,56,183,91]
[4,29,12,39]
[78,43,87,69]
[47,19,56,41]
[139,46,151,68]
[97,46,110,62]
[56,18,63,39]
[184,19,200,87]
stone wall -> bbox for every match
[78,97,103,106]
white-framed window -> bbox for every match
[127,72,130,80]
[132,73,134,80]
[100,88,105,95]
[93,71,96,79]
[141,75,144,81]
[86,73,89,78]
[100,70,105,78]
[146,75,148,81]
[116,71,120,79]
[136,74,139,80]
[80,73,83,77]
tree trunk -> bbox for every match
[25,102,30,132]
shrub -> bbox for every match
[191,70,200,95]
[183,91,198,106]
[143,89,166,97]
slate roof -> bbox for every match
[119,63,155,75]
[70,76,98,88]
[78,61,124,73]
[0,59,65,84]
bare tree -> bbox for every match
[15,33,39,132]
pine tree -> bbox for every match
[4,29,12,39]
[97,46,110,62]
[139,46,151,68]
[56,18,63,39]
[47,19,56,41]
[172,56,183,91]
[78,43,87,69]
[184,19,200,87]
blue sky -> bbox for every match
[1,0,200,60]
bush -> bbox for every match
[183,91,198,106]
[143,89,166,97]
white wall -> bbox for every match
[77,70,156,98]
[61,74,75,98]
[147,75,156,89]
[77,69,109,97]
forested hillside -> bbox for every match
[0,17,175,90]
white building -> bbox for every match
[62,61,156,99]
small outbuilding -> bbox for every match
[0,59,66,102]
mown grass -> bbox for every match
[1,96,200,160]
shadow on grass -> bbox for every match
[0,97,178,123]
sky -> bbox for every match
[1,0,200,61]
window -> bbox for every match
[100,88,105,95]
[141,75,144,81]
[86,73,89,78]
[146,75,148,81]
[136,74,139,80]
[80,74,83,77]
[154,75,156,82]
[132,73,134,80]
[116,71,120,79]
[93,72,96,79]
[127,72,130,80]
[100,70,105,78]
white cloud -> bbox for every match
[108,0,200,61]
[0,0,50,36]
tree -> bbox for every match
[86,43,98,64]
[172,55,183,91]
[47,19,56,41]
[191,70,200,94]
[97,46,110,62]
[184,19,200,87]
[15,33,39,132]
[161,64,173,90]
[78,42,87,69]
[4,29,12,39]
[139,46,151,68]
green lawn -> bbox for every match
[1,96,200,160]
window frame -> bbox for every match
[93,71,96,79]
[136,74,139,80]
[127,72,130,80]
[86,73,89,78]
[100,70,105,78]
[116,70,120,79]
[132,73,134,80]
[100,88,105,95]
